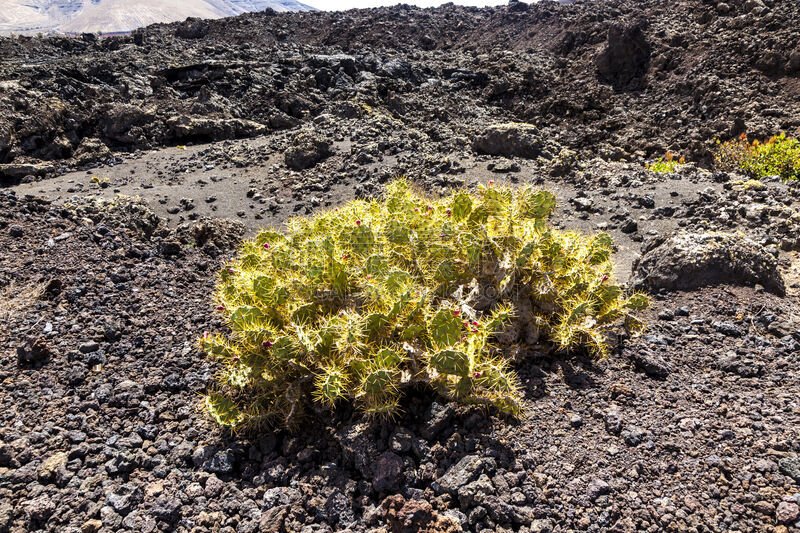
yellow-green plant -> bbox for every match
[715,133,800,181]
[200,179,648,431]
[731,179,767,191]
[647,151,685,173]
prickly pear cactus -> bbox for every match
[200,179,648,431]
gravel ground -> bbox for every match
[1,181,799,532]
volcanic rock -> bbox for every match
[0,163,54,181]
[631,232,785,295]
[372,452,404,493]
[285,132,331,170]
[382,495,461,533]
[167,116,268,141]
[17,338,52,366]
[472,123,554,159]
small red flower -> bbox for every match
[488,180,495,186]
[471,320,479,327]
[453,309,461,317]
[473,371,483,378]
[232,356,240,362]
[602,275,609,282]
[263,243,270,250]
[355,220,361,226]
[342,254,349,260]
[414,208,419,213]
[216,305,225,311]
[463,321,469,328]
[427,205,433,211]
[445,209,452,216]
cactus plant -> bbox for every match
[200,179,648,431]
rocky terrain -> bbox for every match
[1,0,800,532]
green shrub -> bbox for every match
[200,179,648,431]
[715,133,800,181]
[647,151,685,173]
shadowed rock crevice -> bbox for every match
[595,18,651,91]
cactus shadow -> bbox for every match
[554,357,602,390]
[516,354,602,402]
[203,383,521,486]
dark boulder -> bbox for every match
[285,133,332,170]
[472,123,556,159]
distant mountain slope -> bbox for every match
[58,0,231,34]
[0,0,76,34]
[0,0,316,35]
[225,0,318,13]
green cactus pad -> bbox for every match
[362,368,397,396]
[430,349,471,377]
[205,394,243,428]
[229,306,265,330]
[451,192,472,221]
[429,308,463,348]
[315,368,348,406]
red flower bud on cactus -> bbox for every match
[453,309,460,317]
[355,220,361,226]
[473,371,483,378]
[263,243,270,250]
[262,341,274,348]
[471,321,479,327]
[427,205,433,211]
[232,356,240,362]
[488,180,495,186]
[602,275,609,282]
[446,209,452,216]
[217,305,225,311]
[342,254,349,260]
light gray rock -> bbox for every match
[631,232,785,295]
